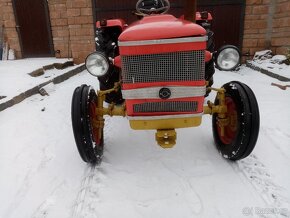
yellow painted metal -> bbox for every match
[97,82,121,97]
[94,82,126,138]
[204,87,228,136]
[155,129,177,148]
[96,82,126,117]
[130,117,202,130]
[203,101,227,115]
[203,87,227,115]
[96,104,126,117]
[94,81,232,143]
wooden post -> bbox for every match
[184,0,197,22]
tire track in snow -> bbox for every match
[71,165,99,218]
[262,127,290,161]
[32,198,54,218]
[4,145,54,218]
[31,182,66,218]
[160,161,204,216]
[232,155,290,218]
[72,117,112,218]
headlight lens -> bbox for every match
[216,47,240,71]
[86,52,110,77]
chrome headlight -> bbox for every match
[215,45,241,71]
[85,52,110,77]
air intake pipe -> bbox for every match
[184,0,197,22]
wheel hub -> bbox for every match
[217,97,238,144]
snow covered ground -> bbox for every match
[0,58,76,104]
[0,66,289,218]
[249,50,290,79]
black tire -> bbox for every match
[212,81,260,161]
[71,85,104,164]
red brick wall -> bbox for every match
[2,0,289,63]
[48,0,70,58]
[271,0,290,54]
[0,0,21,58]
[1,0,95,63]
[243,0,290,58]
[66,0,95,64]
[48,0,95,64]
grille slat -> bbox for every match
[121,50,205,84]
[133,101,198,113]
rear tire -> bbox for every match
[212,81,260,160]
[71,85,104,164]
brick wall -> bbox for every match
[2,0,289,63]
[48,0,70,58]
[48,0,95,64]
[1,0,95,63]
[243,0,290,58]
[0,0,21,58]
[66,0,95,64]
[271,0,290,54]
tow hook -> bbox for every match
[155,129,177,148]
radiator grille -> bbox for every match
[133,101,198,113]
[121,50,205,84]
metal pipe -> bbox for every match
[184,0,196,22]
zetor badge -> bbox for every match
[71,0,260,164]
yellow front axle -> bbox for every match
[95,83,229,148]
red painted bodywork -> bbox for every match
[124,81,205,117]
[113,56,122,68]
[116,14,207,117]
[126,97,204,117]
[119,15,206,42]
[120,42,206,55]
[122,81,206,90]
[119,41,206,55]
[96,19,127,30]
[205,51,212,62]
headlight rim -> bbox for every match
[215,45,241,71]
[85,51,111,78]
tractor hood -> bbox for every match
[119,14,206,42]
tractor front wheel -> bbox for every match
[212,81,260,161]
[71,85,104,164]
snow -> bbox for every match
[0,58,77,104]
[250,51,290,79]
[272,55,287,63]
[253,50,272,60]
[0,67,290,218]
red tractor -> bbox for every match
[71,0,260,164]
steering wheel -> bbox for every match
[136,0,170,16]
